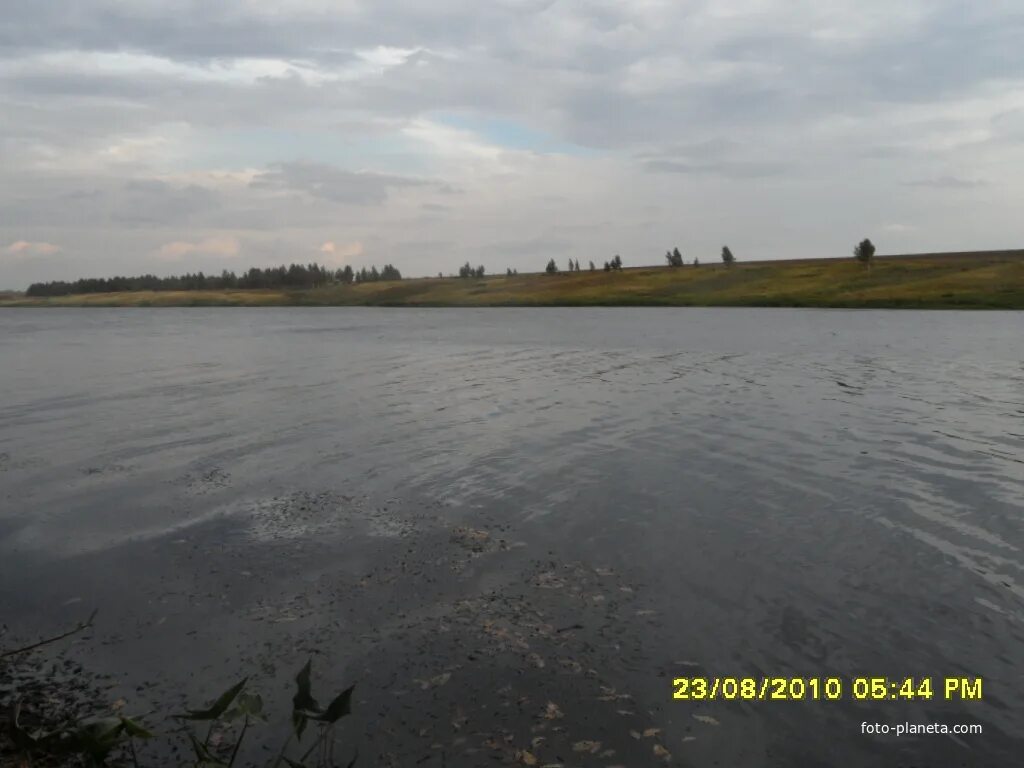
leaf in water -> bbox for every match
[293,660,318,712]
[119,717,154,739]
[237,692,264,718]
[572,740,601,753]
[654,744,672,760]
[629,730,641,740]
[642,728,661,737]
[75,715,128,759]
[185,729,227,766]
[517,749,539,765]
[418,672,451,689]
[7,702,39,750]
[292,659,319,738]
[315,684,354,723]
[693,714,720,725]
[543,702,563,720]
[178,678,248,721]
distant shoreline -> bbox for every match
[3,250,1023,309]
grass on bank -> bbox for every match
[3,250,1023,309]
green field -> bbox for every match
[4,250,1023,309]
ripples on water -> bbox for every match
[0,307,1022,765]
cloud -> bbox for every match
[637,138,789,178]
[641,159,787,179]
[317,240,363,266]
[156,235,240,261]
[1,0,1023,287]
[3,240,61,257]
[249,162,430,204]
[903,176,988,189]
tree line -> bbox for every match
[25,238,878,297]
[539,239,874,273]
[25,262,402,297]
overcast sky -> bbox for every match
[1,1,1022,288]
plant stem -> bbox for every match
[0,610,97,659]
[298,726,325,764]
[271,731,294,768]
[228,716,248,767]
[203,721,215,749]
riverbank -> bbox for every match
[4,250,1023,309]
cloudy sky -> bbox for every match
[1,0,1022,288]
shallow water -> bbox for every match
[1,307,1022,766]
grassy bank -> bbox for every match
[4,250,1023,309]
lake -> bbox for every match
[1,307,1022,766]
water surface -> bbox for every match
[1,308,1022,766]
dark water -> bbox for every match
[1,307,1022,767]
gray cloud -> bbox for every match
[642,159,788,179]
[904,176,988,189]
[1,0,1022,288]
[249,162,430,205]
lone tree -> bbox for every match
[589,260,595,271]
[854,238,876,267]
[721,246,735,267]
[611,254,623,270]
[546,258,558,274]
[672,247,684,267]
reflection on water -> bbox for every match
[1,307,1022,765]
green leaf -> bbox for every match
[292,659,319,739]
[292,660,318,713]
[71,717,127,762]
[237,692,264,718]
[186,730,228,766]
[292,712,309,740]
[7,701,39,750]
[312,685,354,724]
[79,717,125,743]
[178,678,248,721]
[119,717,154,739]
